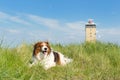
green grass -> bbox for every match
[0,41,120,80]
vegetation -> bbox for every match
[0,41,120,80]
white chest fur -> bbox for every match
[40,52,56,70]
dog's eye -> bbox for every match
[45,42,49,44]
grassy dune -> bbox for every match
[0,42,120,80]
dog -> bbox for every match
[29,41,73,70]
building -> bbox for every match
[85,19,96,42]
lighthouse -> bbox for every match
[85,19,96,42]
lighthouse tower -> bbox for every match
[85,19,96,42]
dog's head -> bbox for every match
[33,41,51,59]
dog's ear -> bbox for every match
[33,42,42,56]
[34,41,41,48]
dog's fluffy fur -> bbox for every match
[29,41,72,70]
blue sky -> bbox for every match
[0,0,120,46]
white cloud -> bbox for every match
[1,11,120,45]
[0,12,86,44]
[98,28,120,36]
[7,29,21,34]
[106,28,120,35]
[27,14,60,29]
[0,12,9,18]
[96,28,120,44]
[0,11,31,26]
[25,14,86,43]
[65,21,85,30]
[26,14,85,35]
[10,16,31,25]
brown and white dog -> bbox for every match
[29,41,72,70]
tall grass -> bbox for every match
[0,41,120,80]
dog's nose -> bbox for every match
[44,48,47,50]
